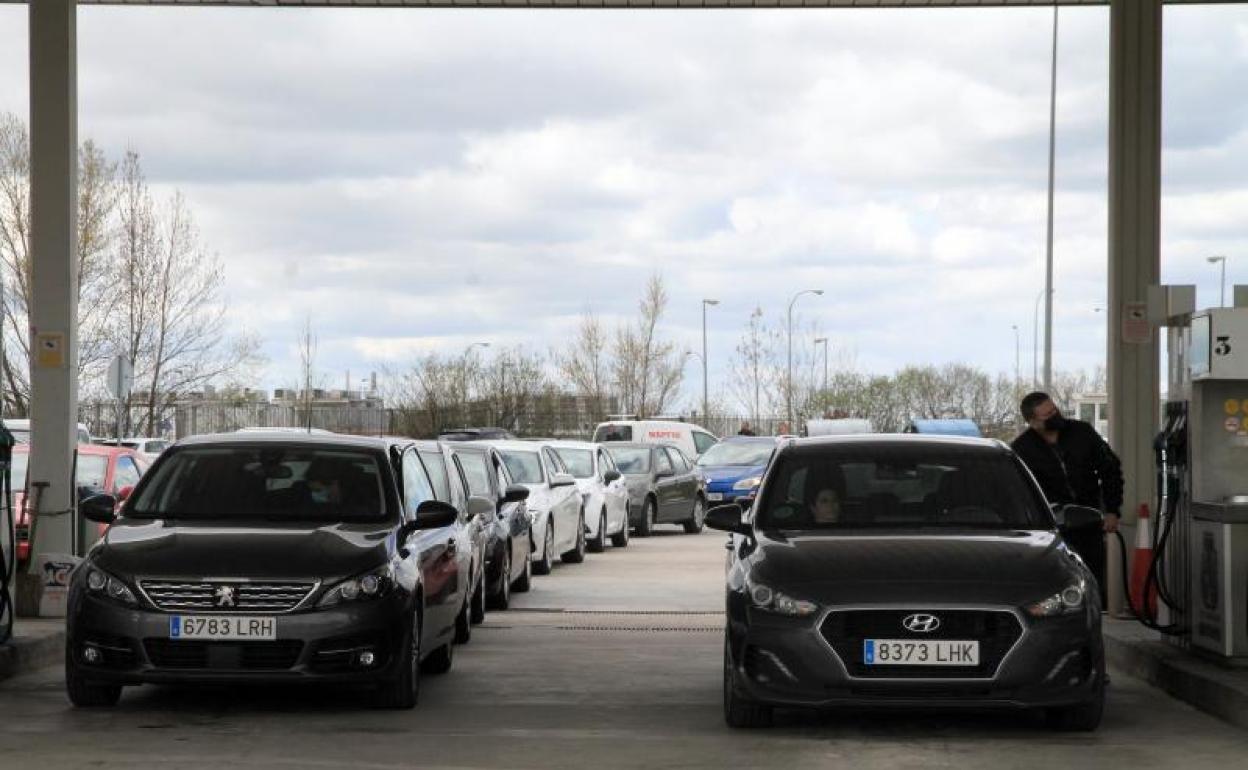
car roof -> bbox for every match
[599,442,660,451]
[484,440,547,453]
[780,434,1009,454]
[176,432,393,451]
[544,440,598,450]
[14,443,137,457]
[720,435,779,444]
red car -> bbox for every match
[12,444,149,563]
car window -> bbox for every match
[402,450,436,518]
[605,446,650,474]
[145,440,169,454]
[664,448,688,473]
[448,456,470,508]
[419,450,451,502]
[129,446,392,522]
[457,450,494,498]
[555,448,595,479]
[77,455,109,493]
[697,441,773,467]
[598,450,616,475]
[655,450,673,476]
[499,450,544,484]
[493,455,513,496]
[593,424,632,442]
[542,448,567,477]
[113,455,142,491]
[756,447,1050,531]
[693,431,718,455]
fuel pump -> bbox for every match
[1150,286,1248,663]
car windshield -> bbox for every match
[498,450,544,484]
[10,452,109,494]
[755,446,1050,531]
[128,446,390,522]
[605,446,650,474]
[554,448,594,479]
[696,441,773,467]
[593,425,632,442]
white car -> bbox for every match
[592,419,719,459]
[549,440,630,552]
[490,441,585,574]
[98,436,171,463]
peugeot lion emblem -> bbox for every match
[902,613,941,633]
[214,585,237,608]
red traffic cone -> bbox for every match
[1129,503,1158,618]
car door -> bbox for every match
[402,447,460,644]
[542,446,579,553]
[452,449,493,583]
[448,452,487,594]
[492,451,529,578]
[598,448,628,532]
[653,447,681,521]
[666,447,699,519]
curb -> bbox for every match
[0,622,65,683]
[1104,621,1248,731]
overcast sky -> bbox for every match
[1,5,1247,409]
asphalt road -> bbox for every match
[1,524,1246,769]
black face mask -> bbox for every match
[1043,414,1068,432]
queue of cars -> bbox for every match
[60,424,719,710]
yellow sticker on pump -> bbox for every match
[1227,399,1241,416]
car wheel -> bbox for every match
[514,533,534,591]
[611,509,630,548]
[1044,683,1105,731]
[65,649,122,708]
[453,593,472,645]
[636,498,656,537]
[588,509,607,553]
[377,609,421,709]
[723,637,772,729]
[683,496,706,534]
[488,548,512,610]
[562,511,586,563]
[470,566,487,624]
[533,521,555,575]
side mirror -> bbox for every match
[80,494,118,525]
[414,500,459,530]
[502,484,530,504]
[1055,504,1104,532]
[466,495,494,519]
[705,503,750,536]
[549,473,576,489]
[396,520,421,557]
[602,469,622,484]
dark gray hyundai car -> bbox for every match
[65,433,471,710]
[707,435,1106,730]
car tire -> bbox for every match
[610,511,630,548]
[562,511,586,564]
[421,634,454,675]
[723,638,772,729]
[636,498,656,537]
[1044,683,1105,731]
[588,509,607,553]
[453,594,472,645]
[533,521,555,575]
[683,496,706,534]
[514,534,534,591]
[65,651,122,708]
[488,547,512,610]
[470,567,487,624]
[377,610,421,709]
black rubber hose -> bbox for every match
[0,444,13,645]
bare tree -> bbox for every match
[296,317,318,430]
[477,347,549,431]
[612,273,684,417]
[556,314,612,423]
[728,306,781,424]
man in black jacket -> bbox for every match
[1011,391,1123,607]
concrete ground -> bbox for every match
[2,525,1247,769]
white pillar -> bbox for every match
[1107,0,1162,615]
[27,0,79,581]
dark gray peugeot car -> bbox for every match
[65,433,469,710]
[708,435,1106,730]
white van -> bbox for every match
[592,420,719,458]
[804,418,874,437]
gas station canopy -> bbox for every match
[1,0,1242,8]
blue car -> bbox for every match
[695,436,780,505]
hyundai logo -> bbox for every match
[902,613,941,633]
[214,585,237,608]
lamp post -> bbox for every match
[1012,324,1022,430]
[814,337,829,404]
[1043,4,1059,392]
[701,299,719,423]
[786,289,824,430]
[1208,255,1228,308]
[1032,287,1049,389]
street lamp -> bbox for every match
[701,299,719,424]
[1043,4,1059,392]
[1032,287,1050,389]
[1011,324,1021,430]
[814,337,829,402]
[786,289,824,430]
[1208,255,1228,308]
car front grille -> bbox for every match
[144,639,304,670]
[820,609,1023,679]
[139,580,316,612]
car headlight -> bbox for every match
[84,566,138,607]
[733,476,762,492]
[1025,581,1086,618]
[318,564,395,608]
[746,578,818,617]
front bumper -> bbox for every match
[67,592,408,686]
[727,604,1103,711]
[704,486,755,505]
